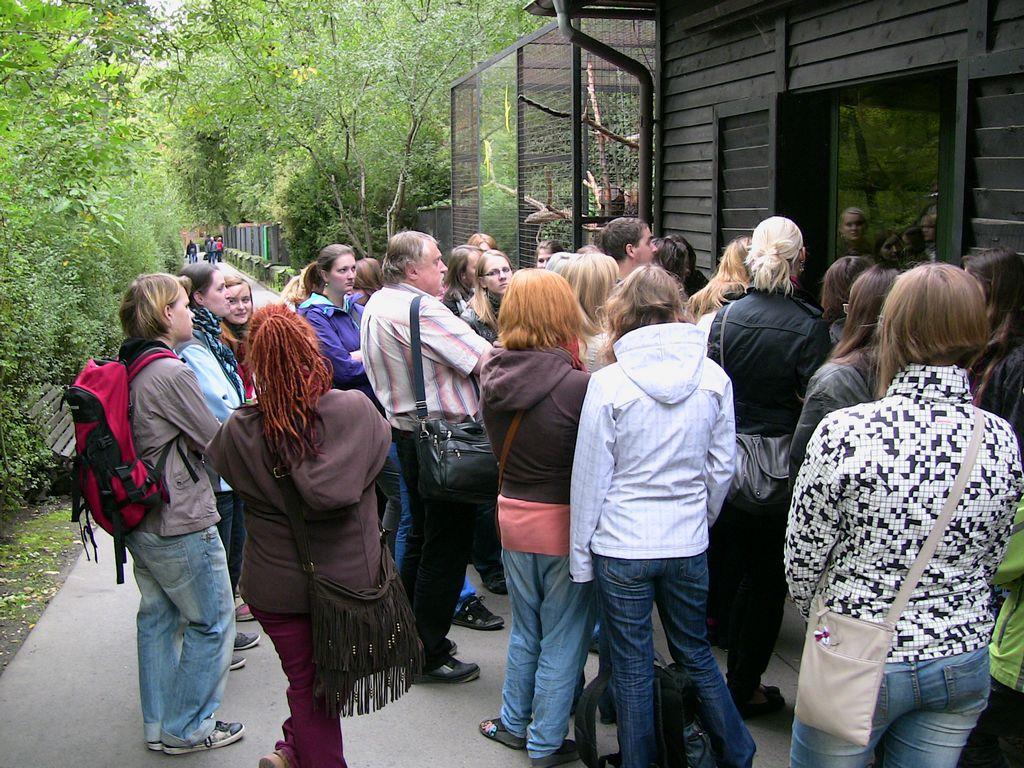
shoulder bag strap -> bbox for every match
[884,407,985,624]
[497,410,525,491]
[272,465,392,601]
[408,295,428,421]
[718,299,736,369]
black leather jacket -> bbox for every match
[789,361,873,483]
[708,288,831,437]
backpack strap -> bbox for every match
[574,666,614,768]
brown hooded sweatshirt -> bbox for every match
[207,389,390,613]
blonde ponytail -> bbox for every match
[746,216,803,293]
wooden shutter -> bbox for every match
[712,96,776,261]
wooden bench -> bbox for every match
[27,385,76,461]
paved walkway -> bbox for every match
[0,263,800,767]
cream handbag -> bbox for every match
[794,408,984,747]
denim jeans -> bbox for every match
[126,525,235,747]
[250,607,347,768]
[394,432,478,670]
[214,491,245,595]
[501,550,596,758]
[791,647,991,768]
[595,553,755,768]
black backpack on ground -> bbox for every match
[575,660,716,768]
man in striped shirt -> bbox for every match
[361,231,492,684]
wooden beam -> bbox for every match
[968,0,990,55]
[775,10,788,93]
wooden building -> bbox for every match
[531,0,1023,285]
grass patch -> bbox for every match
[0,503,81,670]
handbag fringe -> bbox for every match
[309,572,423,717]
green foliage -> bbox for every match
[0,0,184,514]
[166,0,540,260]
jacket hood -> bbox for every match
[613,323,706,404]
[481,348,578,411]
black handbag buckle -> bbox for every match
[272,465,290,478]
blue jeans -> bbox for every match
[126,526,235,747]
[595,553,755,768]
[501,550,597,758]
[791,647,991,768]
[214,491,245,594]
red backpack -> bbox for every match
[64,347,182,583]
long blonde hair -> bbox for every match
[561,252,618,338]
[467,250,511,332]
[688,236,750,317]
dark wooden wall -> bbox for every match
[659,0,1024,267]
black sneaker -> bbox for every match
[452,595,504,631]
[530,739,580,767]
[414,657,481,684]
[482,572,508,595]
[234,631,260,651]
[162,722,245,754]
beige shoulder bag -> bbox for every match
[794,407,985,746]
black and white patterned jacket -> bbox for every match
[786,364,1024,662]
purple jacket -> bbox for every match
[298,293,379,408]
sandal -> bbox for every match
[479,717,526,750]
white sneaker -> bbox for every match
[162,722,244,754]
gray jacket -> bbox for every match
[789,361,872,484]
[130,356,221,536]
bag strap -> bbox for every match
[718,300,737,369]
[574,666,612,768]
[408,295,428,421]
[884,407,985,624]
[271,464,392,602]
[497,410,524,491]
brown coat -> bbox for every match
[207,390,391,613]
[129,356,220,536]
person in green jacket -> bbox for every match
[960,499,1024,768]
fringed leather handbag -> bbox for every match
[272,465,423,717]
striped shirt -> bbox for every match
[360,283,491,430]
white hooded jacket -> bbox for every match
[569,322,736,582]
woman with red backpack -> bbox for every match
[118,273,243,755]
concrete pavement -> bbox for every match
[0,531,801,768]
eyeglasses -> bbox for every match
[483,267,512,278]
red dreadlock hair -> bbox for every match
[247,304,332,463]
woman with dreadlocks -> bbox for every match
[208,304,412,768]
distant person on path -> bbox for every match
[118,273,242,755]
[215,236,224,264]
[204,235,215,262]
[571,266,754,768]
[360,230,494,684]
[186,240,198,264]
[209,305,405,768]
[178,263,257,665]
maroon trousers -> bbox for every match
[250,607,347,768]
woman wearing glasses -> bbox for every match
[463,249,513,345]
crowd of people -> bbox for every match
[184,235,225,264]
[117,214,1023,768]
